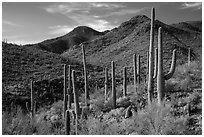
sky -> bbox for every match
[2,2,202,45]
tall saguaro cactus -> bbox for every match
[104,67,108,101]
[30,80,35,119]
[112,61,116,109]
[123,67,127,96]
[157,27,177,105]
[68,65,72,109]
[137,55,141,84]
[82,44,89,107]
[133,54,137,87]
[72,70,79,135]
[188,48,191,66]
[72,70,80,118]
[147,7,155,105]
[64,64,68,118]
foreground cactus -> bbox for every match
[104,67,108,101]
[188,48,191,66]
[112,61,116,109]
[65,110,70,135]
[157,27,177,105]
[133,54,137,90]
[63,64,68,118]
[123,67,127,96]
[147,7,155,105]
[137,55,141,84]
[72,70,80,118]
[82,44,89,107]
[30,80,35,119]
[68,65,72,109]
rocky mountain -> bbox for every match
[30,26,106,54]
[61,15,201,74]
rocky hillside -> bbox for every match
[29,26,106,54]
[61,15,201,74]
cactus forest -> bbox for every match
[2,4,202,135]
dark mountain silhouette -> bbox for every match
[31,26,106,54]
[61,15,201,73]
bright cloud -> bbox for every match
[44,3,118,32]
[180,2,202,10]
[48,25,74,35]
[106,8,145,16]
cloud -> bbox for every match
[89,3,125,9]
[180,2,202,10]
[3,20,21,27]
[106,8,145,16]
[44,3,117,32]
[48,25,74,35]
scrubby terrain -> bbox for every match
[2,13,202,135]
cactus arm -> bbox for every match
[137,55,141,84]
[153,48,158,79]
[104,67,108,101]
[164,49,177,80]
[133,54,137,86]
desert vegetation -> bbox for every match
[2,8,202,135]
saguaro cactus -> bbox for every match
[68,65,72,109]
[72,70,80,118]
[188,48,191,66]
[30,80,35,119]
[64,64,68,118]
[153,48,158,79]
[123,67,127,96]
[112,61,116,109]
[157,27,177,105]
[104,67,108,101]
[146,52,149,83]
[133,54,137,88]
[72,70,79,135]
[147,7,155,105]
[137,55,141,84]
[82,44,89,107]
[65,110,70,135]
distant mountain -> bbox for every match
[61,15,202,74]
[31,26,106,54]
[171,21,202,33]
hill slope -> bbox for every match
[30,26,106,54]
[61,15,201,75]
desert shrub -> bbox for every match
[2,108,33,135]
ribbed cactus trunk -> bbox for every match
[68,65,72,109]
[153,48,158,79]
[104,67,108,101]
[72,70,80,118]
[64,64,68,118]
[82,44,89,107]
[112,61,116,109]
[133,54,137,89]
[147,7,155,106]
[188,48,191,66]
[30,80,35,119]
[65,110,70,135]
[157,28,165,105]
[146,52,149,83]
[137,55,141,84]
[72,70,79,135]
[157,27,177,105]
[123,67,127,97]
